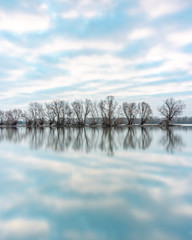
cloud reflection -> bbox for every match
[0,219,49,240]
[0,126,192,240]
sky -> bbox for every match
[0,0,192,116]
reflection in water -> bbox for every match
[0,126,187,155]
[123,127,152,150]
[99,128,118,156]
[0,127,19,143]
[139,127,153,150]
[0,126,192,240]
[160,127,185,153]
[123,127,137,149]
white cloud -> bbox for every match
[0,30,192,109]
[5,69,29,82]
[145,45,192,73]
[61,9,98,18]
[129,28,154,40]
[167,29,192,46]
[83,10,98,18]
[127,8,141,16]
[4,76,70,98]
[0,39,27,56]
[0,219,49,239]
[2,46,191,101]
[173,204,192,216]
[62,10,79,18]
[0,11,51,32]
[40,4,49,10]
[112,81,192,98]
[60,0,115,19]
[36,37,124,55]
[59,0,113,5]
[140,0,189,18]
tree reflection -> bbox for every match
[138,127,152,150]
[123,127,152,150]
[0,126,187,155]
[123,127,137,149]
[84,127,99,153]
[160,127,184,153]
[99,128,118,156]
[28,128,45,150]
[72,128,84,152]
[0,127,22,143]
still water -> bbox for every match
[0,126,192,240]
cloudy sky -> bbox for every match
[0,0,192,115]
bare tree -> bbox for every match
[114,105,124,125]
[98,96,118,126]
[0,110,5,125]
[60,101,72,126]
[90,100,99,125]
[83,99,91,125]
[158,98,185,126]
[28,102,38,126]
[45,103,55,125]
[50,100,64,125]
[5,109,23,126]
[65,104,73,125]
[36,103,45,126]
[22,110,33,127]
[71,99,91,126]
[71,100,84,125]
[46,100,74,126]
[28,102,45,126]
[122,102,138,125]
[138,102,152,125]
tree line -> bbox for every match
[0,96,186,127]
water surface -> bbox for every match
[0,126,192,240]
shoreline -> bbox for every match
[0,124,191,128]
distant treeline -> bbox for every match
[122,116,192,124]
[149,116,192,124]
[0,96,189,127]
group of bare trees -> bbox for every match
[0,96,185,127]
[0,109,23,126]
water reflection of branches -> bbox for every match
[0,126,187,155]
[0,127,23,143]
[46,128,73,152]
[72,128,84,152]
[123,127,152,150]
[99,128,118,156]
[138,127,152,150]
[27,127,45,150]
[160,127,184,153]
[84,127,99,153]
[123,127,137,149]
